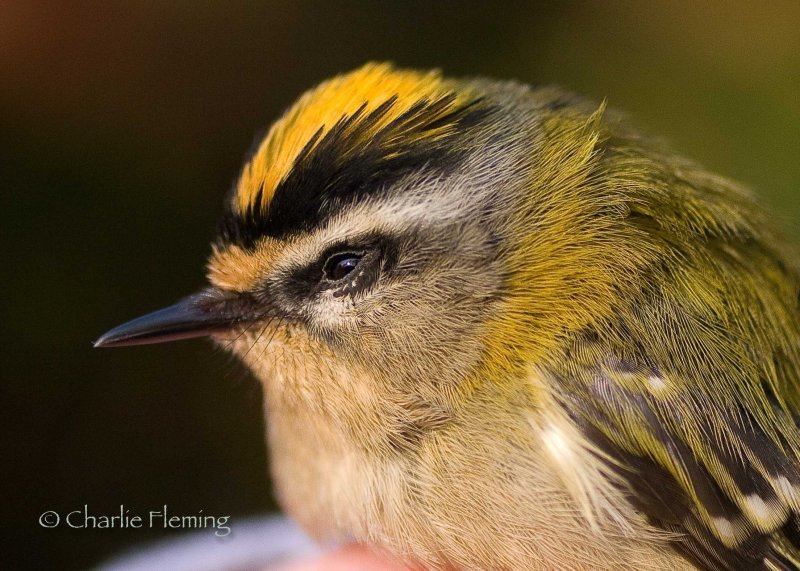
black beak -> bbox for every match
[94,288,251,348]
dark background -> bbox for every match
[2,2,798,569]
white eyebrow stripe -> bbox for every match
[270,182,478,277]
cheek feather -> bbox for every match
[310,292,357,329]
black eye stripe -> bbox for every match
[282,235,398,303]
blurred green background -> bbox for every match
[2,1,798,569]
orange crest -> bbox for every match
[233,62,469,217]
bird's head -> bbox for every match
[96,63,650,430]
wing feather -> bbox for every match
[549,329,800,571]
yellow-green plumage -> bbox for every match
[504,101,800,567]
[97,64,800,570]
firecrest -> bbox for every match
[97,63,800,571]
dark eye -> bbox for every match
[323,253,362,281]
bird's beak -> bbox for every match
[94,288,251,348]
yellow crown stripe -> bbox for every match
[235,62,463,216]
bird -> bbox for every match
[95,62,800,571]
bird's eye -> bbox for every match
[323,253,362,281]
